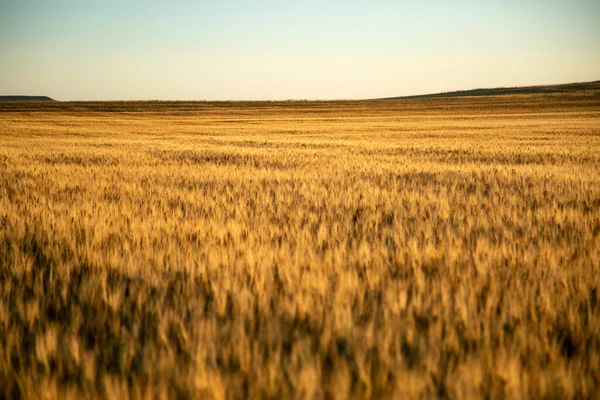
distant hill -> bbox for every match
[383,80,600,100]
[0,95,54,102]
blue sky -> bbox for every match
[1,0,599,100]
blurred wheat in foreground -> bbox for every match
[1,93,599,399]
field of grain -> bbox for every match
[1,92,599,399]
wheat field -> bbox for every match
[1,92,599,399]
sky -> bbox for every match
[1,1,599,101]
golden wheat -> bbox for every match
[1,92,599,398]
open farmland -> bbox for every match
[1,92,600,398]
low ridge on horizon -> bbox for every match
[0,95,55,102]
[381,80,600,100]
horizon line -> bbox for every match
[2,78,599,102]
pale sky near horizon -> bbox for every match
[1,1,599,101]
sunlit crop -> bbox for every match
[1,93,599,398]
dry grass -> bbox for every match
[1,92,599,399]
